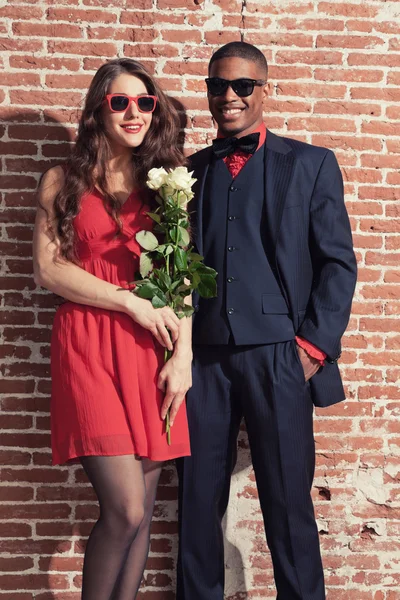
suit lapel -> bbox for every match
[264,131,295,255]
[189,148,212,256]
[191,132,295,257]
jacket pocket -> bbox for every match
[262,294,289,314]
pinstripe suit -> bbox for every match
[176,131,357,600]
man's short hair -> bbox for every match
[208,41,268,78]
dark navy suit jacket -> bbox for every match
[188,130,357,408]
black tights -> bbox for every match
[79,455,163,600]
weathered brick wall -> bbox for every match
[0,0,399,598]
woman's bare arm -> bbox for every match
[33,166,180,349]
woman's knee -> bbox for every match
[101,500,146,541]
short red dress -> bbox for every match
[50,188,191,465]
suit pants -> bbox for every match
[176,339,325,600]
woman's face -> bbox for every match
[102,73,154,150]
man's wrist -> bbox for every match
[295,336,326,366]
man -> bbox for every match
[177,42,357,600]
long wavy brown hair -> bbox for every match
[49,58,185,262]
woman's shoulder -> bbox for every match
[37,165,66,210]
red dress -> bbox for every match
[50,188,191,465]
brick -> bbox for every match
[314,68,384,83]
[0,557,34,572]
[360,318,400,333]
[47,40,117,57]
[348,52,400,68]
[288,117,356,133]
[346,19,374,33]
[360,219,400,233]
[36,486,96,502]
[0,107,40,122]
[163,60,208,77]
[42,142,73,158]
[387,105,400,120]
[87,26,158,42]
[0,414,33,429]
[245,32,313,48]
[267,99,312,114]
[0,141,38,156]
[278,17,344,32]
[10,90,83,108]
[39,556,83,572]
[0,539,71,555]
[5,159,58,176]
[0,486,34,502]
[312,135,382,152]
[0,523,32,537]
[387,172,400,186]
[161,29,201,44]
[317,35,384,49]
[358,187,399,202]
[0,574,69,591]
[277,83,346,99]
[246,1,312,14]
[365,252,400,266]
[0,5,44,18]
[204,31,241,45]
[361,154,400,169]
[0,72,41,87]
[389,38,400,51]
[12,22,83,38]
[318,2,379,18]
[361,121,400,136]
[47,7,117,23]
[351,87,400,101]
[0,38,43,52]
[9,55,80,71]
[124,43,179,58]
[268,66,312,80]
[120,11,157,26]
[157,0,202,8]
[0,450,32,466]
[275,50,343,65]
[44,108,82,124]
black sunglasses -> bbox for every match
[205,77,267,98]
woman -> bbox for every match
[33,58,192,600]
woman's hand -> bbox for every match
[158,353,193,427]
[125,295,180,351]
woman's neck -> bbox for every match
[106,146,133,174]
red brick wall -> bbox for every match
[0,1,399,598]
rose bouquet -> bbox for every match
[131,166,217,443]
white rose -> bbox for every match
[147,167,168,190]
[165,167,197,192]
[176,189,195,207]
[159,184,176,202]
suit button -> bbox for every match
[227,277,234,283]
[194,304,200,313]
[228,246,235,252]
[227,308,235,315]
[228,215,235,221]
[229,185,238,192]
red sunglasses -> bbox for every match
[104,94,158,114]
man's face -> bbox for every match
[207,56,268,138]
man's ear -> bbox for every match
[264,81,271,100]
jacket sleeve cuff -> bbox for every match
[295,336,326,366]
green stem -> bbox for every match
[166,411,171,446]
[164,346,173,445]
